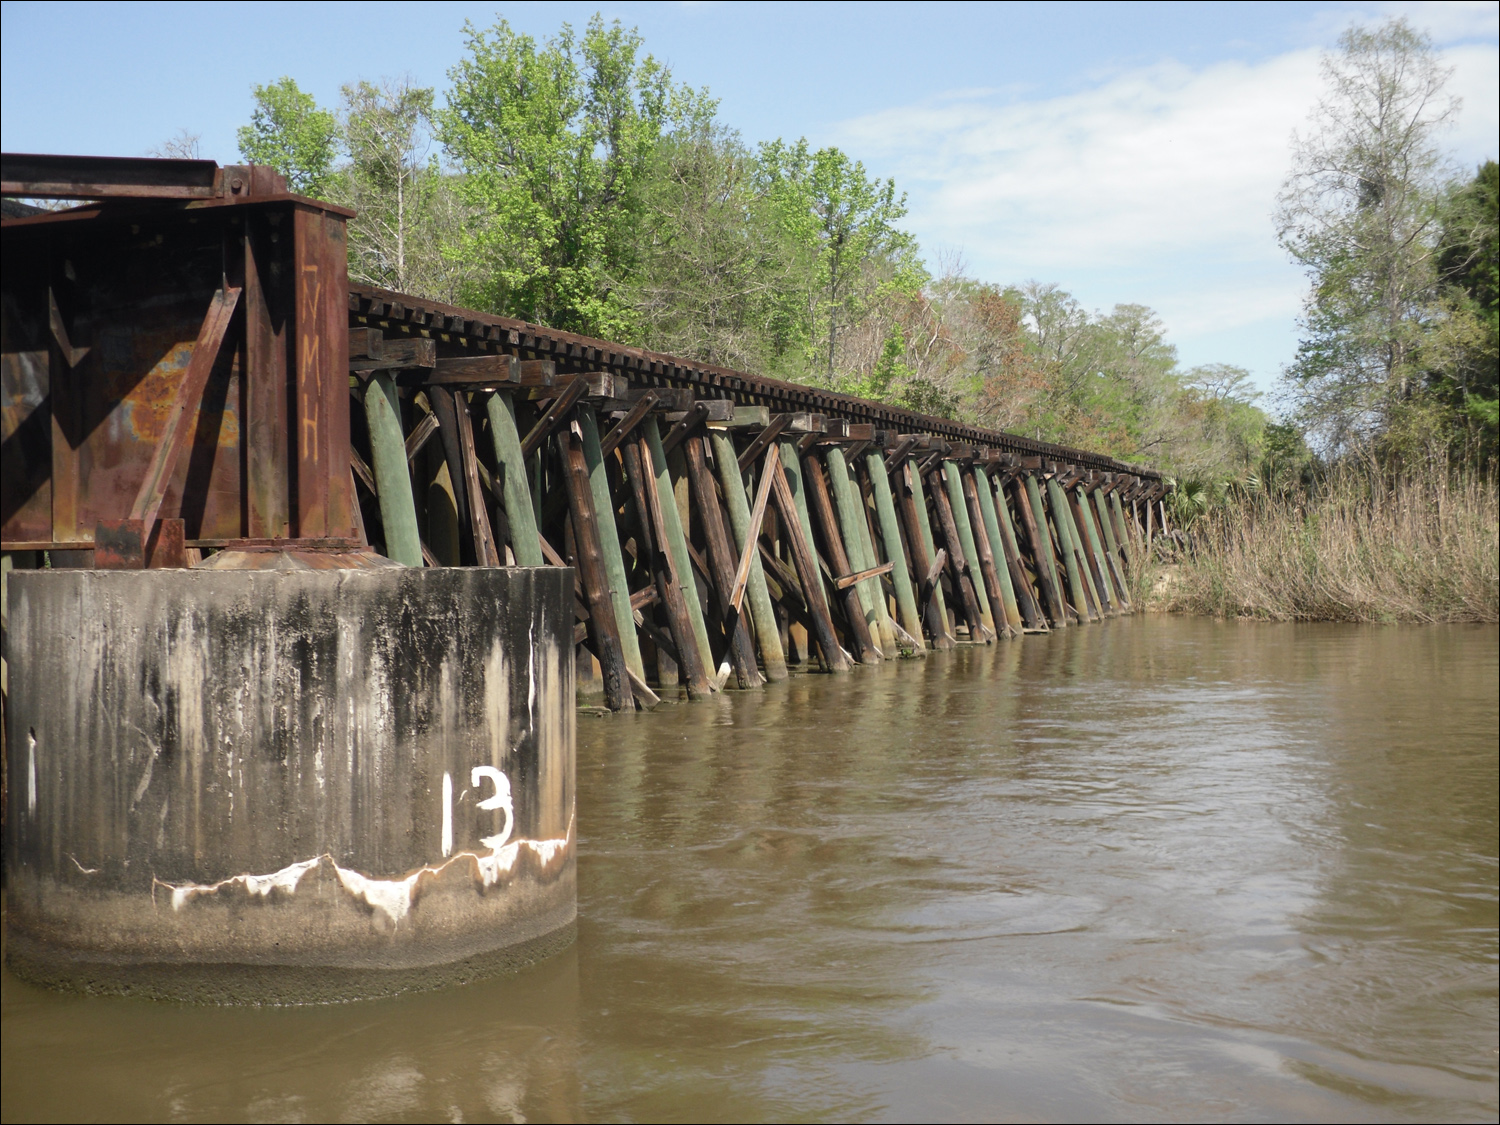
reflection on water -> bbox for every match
[4,618,1497,1122]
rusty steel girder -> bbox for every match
[1,153,358,563]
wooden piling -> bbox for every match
[1108,490,1133,565]
[485,393,544,566]
[929,466,990,641]
[362,371,423,567]
[1091,487,1131,611]
[1080,485,1121,611]
[1045,475,1094,621]
[451,391,502,567]
[1058,482,1104,619]
[709,430,789,682]
[579,407,649,683]
[803,452,882,663]
[777,440,821,572]
[621,435,712,697]
[968,467,1024,634]
[1066,483,1114,615]
[1018,474,1068,625]
[643,419,718,687]
[684,434,762,689]
[902,464,956,648]
[767,453,851,672]
[941,462,997,636]
[429,389,478,565]
[560,425,634,712]
[988,473,1048,631]
[961,467,1015,636]
[825,447,895,656]
[864,450,926,650]
[841,452,900,655]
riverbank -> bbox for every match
[1141,468,1499,624]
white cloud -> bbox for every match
[837,51,1323,315]
[1379,1,1499,44]
[833,33,1498,381]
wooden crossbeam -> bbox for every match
[405,411,439,463]
[349,336,435,371]
[351,446,377,494]
[882,435,919,474]
[835,561,894,590]
[425,353,520,386]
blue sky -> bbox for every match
[3,1,1496,395]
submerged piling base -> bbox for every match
[4,567,575,1003]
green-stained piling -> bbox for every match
[710,431,789,681]
[362,372,423,568]
[865,450,925,650]
[486,393,543,566]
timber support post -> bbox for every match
[1045,475,1093,621]
[710,430,789,682]
[866,449,926,652]
[903,463,956,649]
[362,371,423,567]
[941,461,997,636]
[989,471,1047,631]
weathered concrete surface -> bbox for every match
[4,567,575,1002]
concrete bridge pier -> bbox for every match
[4,565,576,1004]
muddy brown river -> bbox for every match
[3,617,1497,1122]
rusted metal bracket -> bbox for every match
[95,517,188,569]
[97,284,242,568]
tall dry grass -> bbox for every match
[1145,467,1499,623]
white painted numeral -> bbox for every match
[471,766,514,851]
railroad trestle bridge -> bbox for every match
[0,153,1170,716]
[346,280,1169,710]
[0,152,1170,997]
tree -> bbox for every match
[236,77,340,197]
[149,129,202,160]
[336,77,478,302]
[1431,160,1499,453]
[1186,363,1260,405]
[1275,18,1459,454]
[626,118,809,373]
[755,139,922,383]
[438,15,694,338]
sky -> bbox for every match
[3,1,1496,396]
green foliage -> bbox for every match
[1259,422,1318,492]
[237,77,339,197]
[229,12,1292,499]
[755,139,924,382]
[1276,18,1496,469]
[626,120,809,374]
[437,15,696,338]
[1430,160,1500,456]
